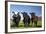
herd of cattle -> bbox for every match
[12,12,38,27]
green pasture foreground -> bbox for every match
[10,20,42,28]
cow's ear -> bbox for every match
[12,12,14,13]
[30,13,31,14]
[21,12,23,14]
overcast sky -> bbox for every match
[10,4,42,20]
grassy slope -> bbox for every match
[10,20,42,28]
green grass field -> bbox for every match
[10,20,42,28]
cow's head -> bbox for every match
[30,12,35,16]
[21,12,28,17]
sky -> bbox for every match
[10,4,42,20]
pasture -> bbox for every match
[10,19,42,28]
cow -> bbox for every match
[30,12,38,27]
[12,12,21,27]
[21,12,30,27]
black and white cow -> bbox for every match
[12,12,21,27]
[21,12,30,27]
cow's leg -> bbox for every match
[23,20,25,27]
[34,21,37,27]
[25,22,28,27]
[26,22,28,27]
[28,23,29,27]
[16,22,19,27]
[24,22,28,27]
[15,23,17,27]
[23,21,27,27]
[24,23,26,27]
[28,20,30,27]
[32,20,33,27]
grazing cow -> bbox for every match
[12,12,21,27]
[30,12,38,27]
[21,12,30,27]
